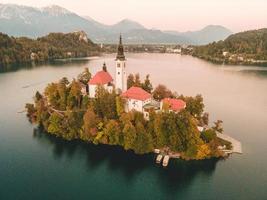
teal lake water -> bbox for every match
[1,54,267,199]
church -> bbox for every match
[88,35,127,97]
[87,35,153,114]
[87,35,186,116]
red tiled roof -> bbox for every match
[121,86,151,101]
[162,98,186,112]
[89,71,113,85]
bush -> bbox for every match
[201,129,216,143]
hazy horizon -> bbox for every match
[1,0,267,33]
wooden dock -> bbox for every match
[216,133,242,154]
[154,148,180,167]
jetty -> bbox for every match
[154,132,242,167]
[216,133,242,154]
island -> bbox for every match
[26,35,239,165]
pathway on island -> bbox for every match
[48,107,86,117]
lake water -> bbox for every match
[1,54,267,200]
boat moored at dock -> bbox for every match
[162,156,170,167]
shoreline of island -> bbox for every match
[25,36,242,164]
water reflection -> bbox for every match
[0,59,90,73]
[33,127,219,194]
[239,69,267,78]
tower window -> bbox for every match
[117,63,120,67]
[118,72,120,75]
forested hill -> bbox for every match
[0,31,100,68]
[192,28,267,65]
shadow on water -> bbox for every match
[239,69,267,78]
[33,127,219,194]
[0,59,90,73]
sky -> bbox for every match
[1,0,267,32]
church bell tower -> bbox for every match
[115,35,127,93]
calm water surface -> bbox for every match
[1,54,267,200]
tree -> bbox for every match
[152,84,172,101]
[202,112,209,126]
[78,67,91,84]
[196,144,211,159]
[175,110,202,152]
[60,77,69,85]
[67,79,82,109]
[94,86,117,119]
[183,95,204,119]
[25,103,36,122]
[81,95,90,109]
[45,83,60,108]
[127,74,135,89]
[104,120,122,145]
[153,113,168,148]
[212,120,223,133]
[35,91,43,102]
[201,129,216,143]
[82,107,99,140]
[116,96,125,116]
[141,74,153,93]
[133,122,153,154]
[134,74,142,87]
[57,81,68,110]
[47,113,63,136]
[123,122,137,150]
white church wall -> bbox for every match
[89,83,112,98]
[89,84,97,98]
[115,60,127,93]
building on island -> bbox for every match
[88,63,113,98]
[86,35,186,119]
[121,86,152,113]
[160,98,186,113]
[88,34,126,98]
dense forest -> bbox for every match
[26,68,229,160]
[0,31,100,68]
[192,28,267,65]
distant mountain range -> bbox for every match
[0,4,233,44]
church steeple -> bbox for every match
[115,34,127,93]
[116,34,125,61]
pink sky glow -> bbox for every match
[2,0,267,32]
